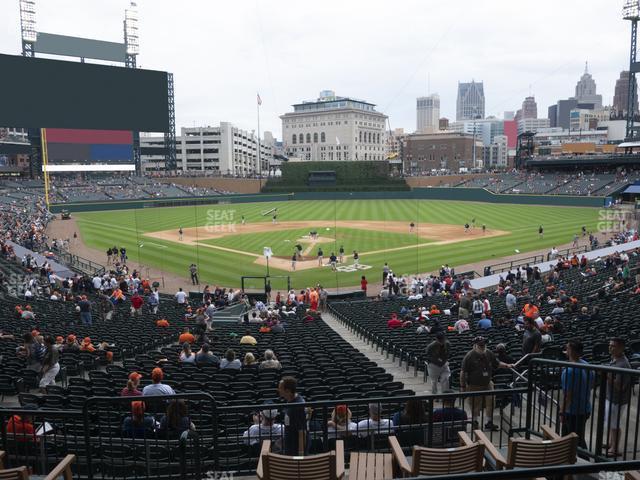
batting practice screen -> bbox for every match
[0,53,169,132]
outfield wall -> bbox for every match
[49,187,604,213]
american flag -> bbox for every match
[257,93,262,106]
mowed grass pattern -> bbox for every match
[75,199,600,289]
[201,227,428,257]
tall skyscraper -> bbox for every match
[575,62,602,108]
[456,81,485,120]
[416,94,440,133]
[613,70,638,117]
[521,96,538,119]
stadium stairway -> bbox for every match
[321,311,431,394]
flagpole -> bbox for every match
[257,93,262,190]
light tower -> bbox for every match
[124,1,139,68]
[623,0,640,140]
[19,0,36,57]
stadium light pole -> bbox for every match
[623,0,640,141]
[124,2,139,67]
[19,0,37,57]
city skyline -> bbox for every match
[0,0,630,137]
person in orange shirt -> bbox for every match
[309,288,319,311]
[6,412,35,442]
[156,319,170,328]
[80,337,96,352]
[430,305,441,315]
[178,327,195,344]
[522,303,539,320]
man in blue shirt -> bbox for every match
[560,339,594,449]
[278,376,307,455]
[477,314,492,330]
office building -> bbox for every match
[613,70,638,118]
[456,81,485,120]
[416,94,440,133]
[281,90,387,161]
[521,96,538,119]
[403,132,484,173]
[575,62,603,108]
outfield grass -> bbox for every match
[75,199,600,289]
[200,227,430,257]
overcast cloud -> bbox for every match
[0,1,630,138]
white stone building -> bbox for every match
[281,90,387,161]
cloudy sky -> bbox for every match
[0,0,631,138]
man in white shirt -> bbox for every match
[142,368,175,396]
[175,288,187,304]
[242,408,284,448]
[92,275,102,291]
[355,403,394,438]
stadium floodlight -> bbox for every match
[623,0,640,20]
[125,1,139,56]
[19,0,37,43]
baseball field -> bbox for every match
[73,199,601,289]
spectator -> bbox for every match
[560,339,594,449]
[220,349,241,370]
[459,336,512,431]
[175,288,187,304]
[278,376,307,455]
[433,391,468,422]
[505,291,517,313]
[159,399,195,438]
[477,314,492,330]
[327,404,356,437]
[260,349,282,370]
[130,292,143,316]
[454,318,470,334]
[179,343,196,363]
[39,336,60,393]
[178,327,195,345]
[195,343,219,366]
[122,401,156,438]
[78,295,92,326]
[238,351,255,367]
[426,331,451,394]
[494,344,515,364]
[19,332,44,372]
[605,337,632,457]
[121,372,143,397]
[142,368,176,396]
[6,409,36,443]
[355,403,394,438]
[240,330,257,346]
[522,317,542,356]
[392,398,427,427]
[242,407,284,448]
[62,334,80,354]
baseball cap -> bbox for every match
[83,337,91,343]
[151,367,164,382]
[435,331,445,340]
[473,336,487,346]
[261,408,278,420]
[55,336,63,343]
[67,334,76,342]
[128,372,143,381]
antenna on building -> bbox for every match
[584,61,589,74]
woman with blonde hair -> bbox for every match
[243,352,258,369]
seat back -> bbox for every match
[412,442,485,476]
[508,433,578,469]
[0,466,29,480]
[262,451,336,480]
